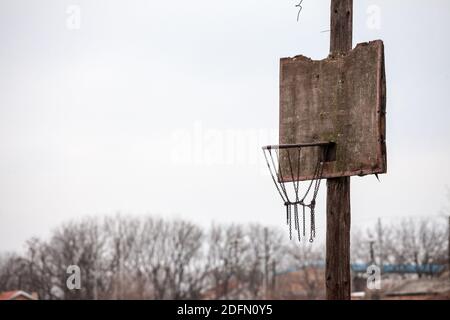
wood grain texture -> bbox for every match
[330,0,353,55]
[327,0,352,301]
[326,177,351,300]
[279,40,387,181]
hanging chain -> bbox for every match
[262,144,328,243]
[288,205,292,240]
[295,204,301,242]
[308,146,326,242]
[302,205,306,237]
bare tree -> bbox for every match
[0,253,33,295]
[284,243,325,299]
[351,228,369,264]
[244,225,286,299]
[103,214,140,299]
[391,218,447,277]
[43,218,109,299]
[137,217,206,299]
[205,224,248,299]
[2,213,447,300]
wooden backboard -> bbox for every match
[279,40,386,181]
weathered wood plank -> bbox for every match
[327,0,352,301]
[326,177,351,300]
[279,41,386,181]
[330,0,353,55]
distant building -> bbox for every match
[0,290,38,300]
[384,279,450,300]
[275,266,325,300]
[275,263,449,300]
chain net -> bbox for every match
[262,144,329,243]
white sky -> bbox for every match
[1,0,450,252]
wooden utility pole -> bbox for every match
[326,0,353,300]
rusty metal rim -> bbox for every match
[262,141,333,151]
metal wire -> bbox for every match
[263,149,287,204]
[262,143,329,243]
[295,0,304,22]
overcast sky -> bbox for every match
[1,0,450,252]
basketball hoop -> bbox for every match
[262,142,333,243]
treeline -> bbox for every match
[351,218,448,277]
[0,215,447,300]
